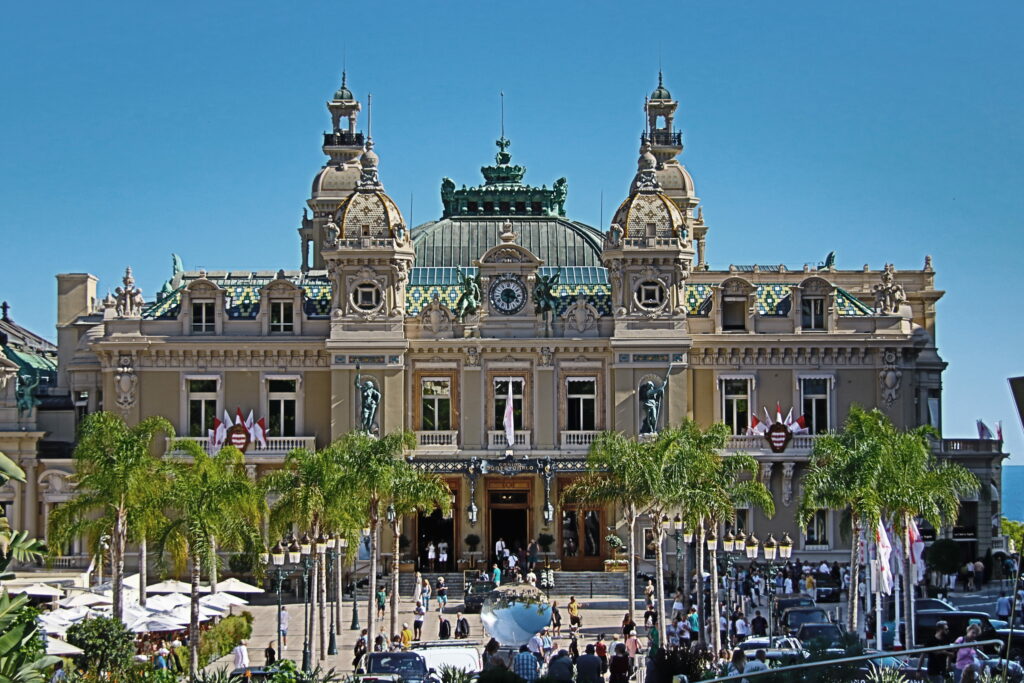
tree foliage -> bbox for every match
[65,615,135,675]
[0,591,59,683]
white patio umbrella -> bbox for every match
[147,579,209,593]
[128,616,188,633]
[59,592,112,608]
[8,583,64,598]
[145,593,190,611]
[213,577,264,594]
[201,592,248,609]
[166,604,220,623]
[46,637,84,657]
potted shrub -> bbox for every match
[537,533,555,553]
[603,559,629,573]
[465,534,481,552]
[605,534,625,558]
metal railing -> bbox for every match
[322,131,365,147]
[702,638,1004,682]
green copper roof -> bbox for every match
[411,217,604,268]
[440,137,567,218]
[651,71,672,100]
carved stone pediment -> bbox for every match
[800,276,833,295]
[417,294,455,337]
[720,277,755,296]
[477,242,542,267]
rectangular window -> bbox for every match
[722,299,746,330]
[806,510,829,546]
[566,379,597,431]
[492,378,524,431]
[187,379,217,437]
[268,379,297,437]
[802,297,825,330]
[722,379,750,435]
[270,301,294,333]
[801,378,831,434]
[191,301,215,333]
[420,378,452,431]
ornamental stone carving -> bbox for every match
[465,347,481,367]
[782,462,796,506]
[760,462,774,488]
[879,349,902,407]
[114,267,145,318]
[114,354,137,412]
[873,264,907,315]
[561,292,599,334]
[419,294,454,336]
[324,219,340,247]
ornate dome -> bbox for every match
[335,189,404,239]
[610,141,686,239]
[333,72,354,101]
[650,71,672,101]
[656,163,696,199]
[311,165,360,195]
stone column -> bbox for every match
[21,459,38,539]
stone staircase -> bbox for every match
[394,571,628,599]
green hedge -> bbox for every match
[198,611,254,668]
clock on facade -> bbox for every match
[488,274,527,314]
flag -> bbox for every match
[244,410,255,435]
[253,417,268,448]
[763,407,774,426]
[997,421,1004,442]
[875,519,894,595]
[503,380,515,448]
[748,414,767,436]
[908,518,926,584]
[791,415,809,435]
[235,407,245,426]
[209,417,227,450]
[775,402,783,423]
[977,420,994,440]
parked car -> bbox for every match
[780,607,832,636]
[796,623,845,649]
[737,636,808,666]
[463,580,497,613]
[814,577,842,603]
[770,594,815,631]
[411,641,482,675]
[356,652,436,683]
[913,610,1000,653]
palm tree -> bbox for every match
[382,464,451,637]
[263,444,363,661]
[157,441,265,676]
[799,405,887,632]
[876,420,978,649]
[678,431,774,654]
[564,431,649,622]
[331,430,417,643]
[48,411,174,621]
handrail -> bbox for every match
[702,638,1004,682]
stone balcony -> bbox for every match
[560,431,600,450]
[487,430,531,450]
[724,434,820,457]
[164,436,316,460]
[415,430,459,450]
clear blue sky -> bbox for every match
[2,1,1022,457]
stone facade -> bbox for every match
[7,73,1006,573]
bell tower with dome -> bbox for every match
[301,72,365,272]
[321,122,414,342]
[646,73,710,269]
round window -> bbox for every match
[635,281,666,310]
[351,283,383,312]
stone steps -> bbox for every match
[393,571,628,598]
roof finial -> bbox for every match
[366,92,372,142]
[500,90,505,140]
[1,301,9,322]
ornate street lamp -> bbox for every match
[745,534,759,560]
[780,533,794,560]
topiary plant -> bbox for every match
[925,538,962,576]
[537,533,555,552]
[465,534,481,551]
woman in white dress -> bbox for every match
[413,571,423,602]
[427,542,437,572]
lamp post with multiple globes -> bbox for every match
[761,532,793,636]
[263,534,315,672]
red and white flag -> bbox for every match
[235,407,245,427]
[252,417,268,448]
[775,402,783,423]
[763,407,774,426]
[503,381,516,448]
[875,519,894,595]
[908,518,926,584]
[748,414,767,436]
[791,415,809,435]
[997,421,1004,442]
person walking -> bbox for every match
[454,612,470,639]
[279,605,289,647]
[436,576,448,612]
[997,592,1013,622]
[750,610,768,638]
[551,600,562,636]
[438,541,449,571]
[924,620,952,683]
[528,538,539,569]
[413,600,426,640]
[548,649,575,683]
[609,642,631,683]
[401,623,414,649]
[427,542,437,572]
[420,578,432,612]
[513,645,540,682]
[577,643,603,683]
[438,614,452,640]
[353,629,368,668]
[413,571,423,603]
[376,586,387,619]
[232,640,250,671]
[568,596,582,634]
[954,624,982,682]
[492,563,502,586]
[264,641,276,667]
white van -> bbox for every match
[411,641,482,675]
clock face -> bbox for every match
[488,274,527,315]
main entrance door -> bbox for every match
[417,507,454,572]
[488,489,529,563]
[561,506,605,571]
